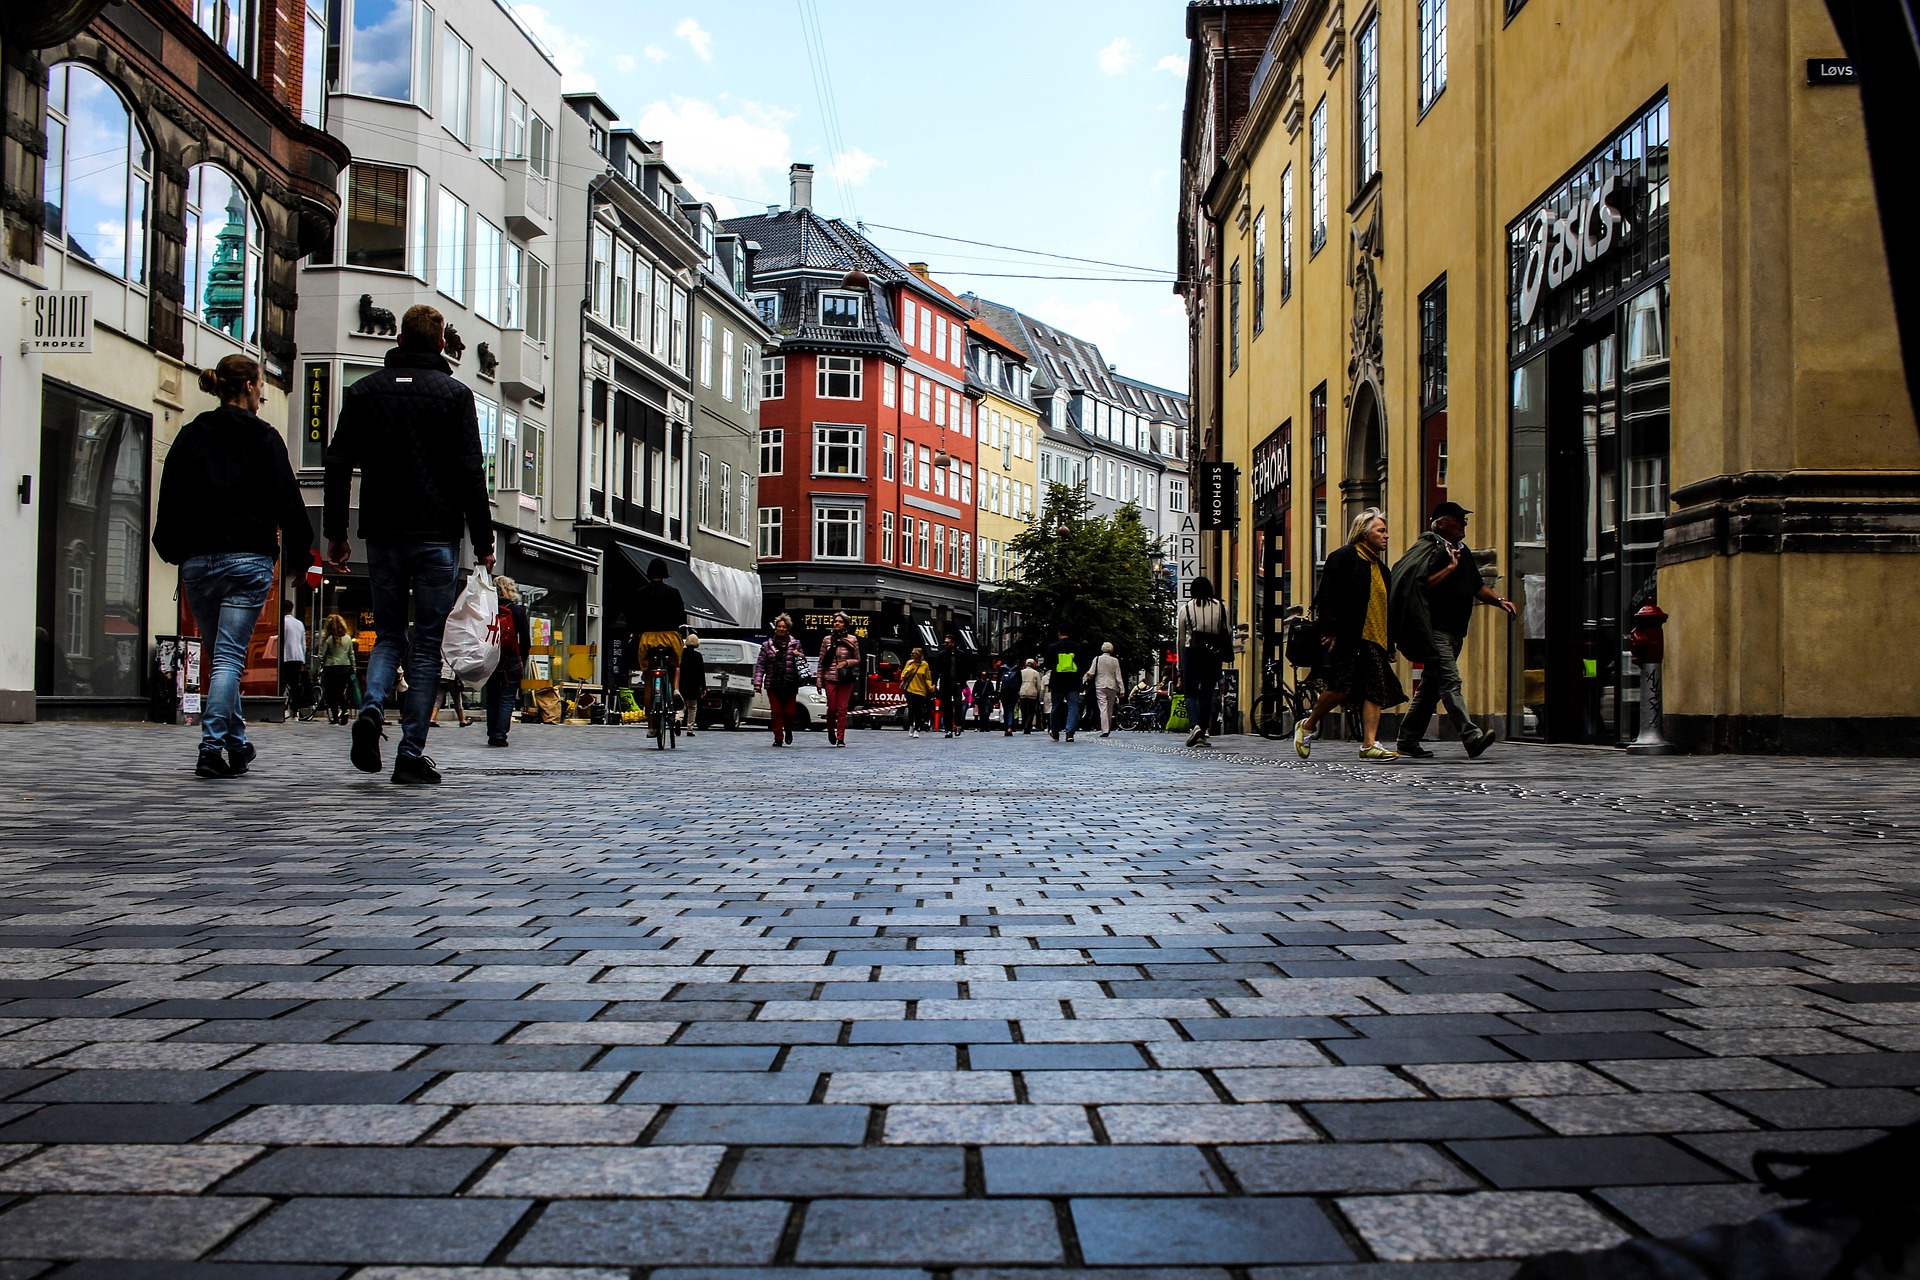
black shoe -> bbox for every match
[392,753,442,785]
[784,733,794,745]
[195,748,235,779]
[351,709,385,774]
[486,737,509,747]
[1465,729,1499,759]
[228,741,257,774]
[1396,742,1436,759]
[1066,733,1075,743]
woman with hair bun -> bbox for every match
[153,354,316,778]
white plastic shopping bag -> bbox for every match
[442,565,502,685]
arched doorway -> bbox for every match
[1341,378,1387,529]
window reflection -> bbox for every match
[185,166,262,346]
[43,63,150,286]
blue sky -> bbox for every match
[511,0,1193,392]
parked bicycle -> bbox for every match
[1116,688,1169,732]
[1250,619,1318,740]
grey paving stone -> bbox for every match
[981,1144,1225,1195]
[1306,1101,1543,1141]
[16,1071,243,1104]
[847,1021,1012,1044]
[1072,1197,1355,1265]
[593,1045,779,1071]
[614,1071,817,1104]
[467,1145,724,1197]
[1712,1087,1920,1130]
[1326,1037,1516,1066]
[0,1103,245,1144]
[798,1199,1063,1264]
[967,1044,1147,1070]
[652,1104,869,1145]
[51,1263,345,1279]
[1446,1136,1734,1189]
[1338,1192,1629,1261]
[509,1200,790,1266]
[1495,1032,1701,1060]
[1598,1183,1785,1237]
[1223,1142,1479,1194]
[783,1045,957,1072]
[1774,1053,1920,1087]
[409,1045,598,1072]
[0,1194,270,1260]
[219,1196,530,1263]
[216,1146,492,1196]
[215,1072,434,1106]
[725,1146,965,1198]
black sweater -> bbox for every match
[152,405,314,565]
[323,349,493,553]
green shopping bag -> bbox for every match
[1166,694,1189,733]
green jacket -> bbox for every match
[1389,532,1481,663]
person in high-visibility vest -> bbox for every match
[1042,626,1094,743]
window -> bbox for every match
[520,419,544,497]
[961,461,972,505]
[347,0,428,102]
[883,362,897,407]
[902,297,916,342]
[902,515,917,565]
[477,63,506,159]
[502,239,522,328]
[435,189,466,303]
[477,396,499,487]
[934,526,945,573]
[1313,498,1328,567]
[917,444,931,491]
[301,0,325,126]
[949,528,960,575]
[697,453,711,526]
[936,316,948,362]
[1625,285,1668,368]
[588,225,610,317]
[524,255,549,340]
[195,0,255,68]
[653,280,670,359]
[1168,478,1186,512]
[722,329,736,401]
[1229,260,1242,373]
[670,288,687,370]
[184,165,261,344]
[631,261,651,348]
[1628,456,1667,518]
[817,355,863,399]
[813,425,863,476]
[934,388,946,427]
[1311,383,1329,480]
[612,243,632,333]
[508,92,526,160]
[820,292,862,327]
[699,313,715,387]
[1280,165,1295,303]
[918,521,930,569]
[528,114,551,177]
[473,217,501,322]
[759,506,783,557]
[44,64,150,285]
[498,409,519,491]
[1252,211,1266,336]
[933,460,946,497]
[1355,18,1380,184]
[719,462,733,534]
[1420,0,1448,112]
[441,25,471,140]
[882,433,895,481]
[814,505,863,559]
[881,511,895,562]
[918,378,932,420]
[751,293,780,326]
[919,308,932,351]
[1419,276,1448,413]
[739,482,751,543]
[762,355,785,400]
[903,371,917,417]
[759,428,783,475]
[1310,98,1328,255]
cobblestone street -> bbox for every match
[0,721,1915,1278]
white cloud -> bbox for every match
[1036,296,1135,347]
[676,17,714,61]
[1098,37,1138,76]
[511,5,594,90]
[645,45,669,63]
[631,96,794,193]
[613,53,635,73]
[1156,54,1186,75]
[829,148,885,187]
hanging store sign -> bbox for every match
[1198,461,1239,530]
[27,291,92,352]
[303,363,330,467]
[1175,515,1200,590]
[1517,169,1637,326]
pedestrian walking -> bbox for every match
[279,602,310,718]
[316,614,357,724]
[324,304,495,785]
[1177,578,1232,748]
[998,661,1024,736]
[817,612,861,747]
[753,613,807,746]
[484,576,529,747]
[1294,508,1406,761]
[428,659,471,727]
[1388,501,1517,758]
[931,633,967,737]
[972,669,997,733]
[1044,626,1092,742]
[1090,642,1126,737]
[900,647,934,738]
[152,354,315,778]
[679,632,706,736]
[1018,658,1043,733]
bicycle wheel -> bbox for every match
[1117,705,1141,731]
[1251,692,1295,740]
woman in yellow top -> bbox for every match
[1294,508,1407,761]
[900,647,935,738]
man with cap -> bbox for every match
[1387,500,1516,758]
[633,559,688,697]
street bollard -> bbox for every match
[1627,602,1675,756]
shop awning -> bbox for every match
[507,529,600,573]
[917,623,940,648]
[612,543,737,627]
[690,557,763,633]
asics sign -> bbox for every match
[1518,171,1636,326]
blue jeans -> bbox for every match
[485,666,520,743]
[362,541,459,760]
[181,552,276,753]
[1050,688,1082,737]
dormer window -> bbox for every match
[626,157,643,186]
[588,123,607,156]
[820,292,862,328]
[751,293,780,326]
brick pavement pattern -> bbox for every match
[0,720,1914,1277]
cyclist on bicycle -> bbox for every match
[632,558,687,701]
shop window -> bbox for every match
[36,385,150,698]
[758,507,783,558]
[184,166,262,347]
[43,64,150,286]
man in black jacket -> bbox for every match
[1389,501,1516,759]
[930,633,968,737]
[324,305,494,785]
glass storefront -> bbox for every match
[36,383,150,698]
[1508,95,1671,744]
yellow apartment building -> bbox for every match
[1180,0,1918,752]
[965,318,1041,654]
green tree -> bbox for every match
[991,483,1172,668]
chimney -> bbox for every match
[789,163,814,211]
[908,262,931,281]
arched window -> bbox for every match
[185,165,262,346]
[43,63,150,285]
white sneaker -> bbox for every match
[1185,725,1204,747]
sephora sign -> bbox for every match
[1517,169,1637,326]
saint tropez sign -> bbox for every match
[27,291,92,352]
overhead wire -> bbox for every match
[859,220,1176,277]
